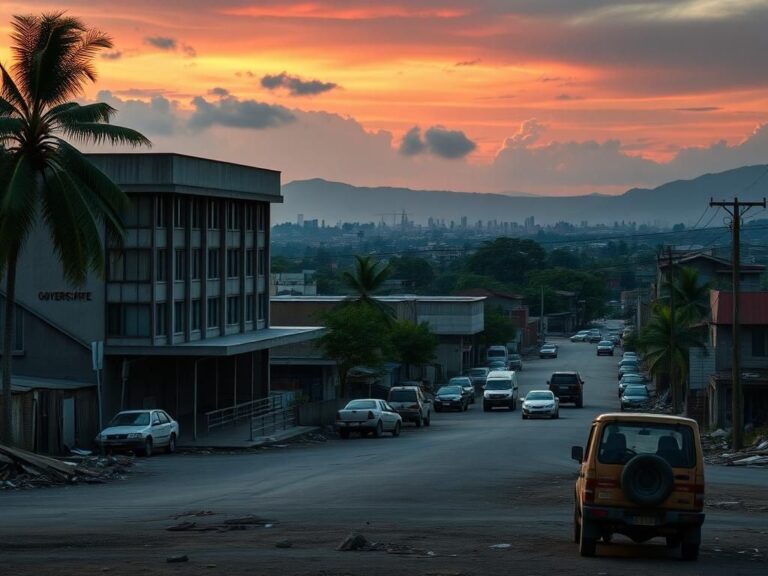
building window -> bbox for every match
[752,328,768,357]
[246,249,254,277]
[191,249,201,280]
[121,196,152,228]
[107,304,150,337]
[156,197,167,228]
[207,249,220,279]
[257,248,265,276]
[174,301,185,334]
[190,198,203,229]
[173,197,186,228]
[246,205,254,230]
[191,299,201,330]
[174,249,186,281]
[155,303,167,336]
[258,293,266,321]
[227,202,240,230]
[226,296,240,325]
[208,200,220,229]
[227,248,240,278]
[108,249,150,282]
[207,297,219,328]
[156,249,167,282]
[245,294,254,322]
[257,204,266,231]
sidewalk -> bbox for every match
[177,420,320,450]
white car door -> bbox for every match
[151,411,168,446]
[378,401,396,431]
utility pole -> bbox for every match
[540,286,545,344]
[710,197,766,450]
[667,246,679,413]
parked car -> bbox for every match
[596,340,615,356]
[619,351,638,365]
[548,371,584,407]
[521,390,559,420]
[619,373,650,397]
[508,353,523,371]
[482,370,519,411]
[570,330,590,342]
[387,386,432,427]
[486,345,509,366]
[620,385,651,411]
[467,367,490,391]
[488,360,508,371]
[335,399,402,438]
[571,413,705,560]
[95,409,179,456]
[609,334,621,346]
[618,361,641,380]
[539,343,558,358]
[434,385,469,412]
[449,376,476,404]
[586,329,602,343]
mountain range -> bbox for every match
[274,165,768,227]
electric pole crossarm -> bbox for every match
[709,197,766,451]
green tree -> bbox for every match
[466,237,546,284]
[0,13,150,444]
[670,267,711,322]
[341,254,393,319]
[480,306,517,349]
[318,305,392,397]
[526,268,608,322]
[389,256,435,292]
[389,320,438,380]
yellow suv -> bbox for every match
[571,413,705,560]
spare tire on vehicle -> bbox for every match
[621,454,674,506]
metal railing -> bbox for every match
[250,406,297,438]
[205,395,285,433]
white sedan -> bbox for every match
[336,399,403,438]
[95,409,179,456]
[521,390,560,419]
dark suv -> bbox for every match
[548,371,584,407]
[387,386,432,427]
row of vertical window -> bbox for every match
[107,295,266,337]
[123,196,267,231]
[108,248,265,282]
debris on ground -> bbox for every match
[702,432,768,467]
[166,555,189,563]
[335,533,446,557]
[165,514,274,532]
[275,540,293,548]
[0,444,133,489]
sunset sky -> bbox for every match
[2,0,768,195]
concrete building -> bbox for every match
[5,153,320,452]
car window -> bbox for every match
[388,389,417,402]
[437,386,462,395]
[485,380,512,390]
[346,400,377,410]
[598,423,695,467]
[152,412,161,425]
[157,412,169,424]
[550,374,578,385]
[108,412,150,427]
[526,391,553,400]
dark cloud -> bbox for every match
[260,72,338,96]
[189,95,296,130]
[97,90,178,136]
[399,127,427,156]
[675,107,721,112]
[101,51,122,61]
[555,93,582,100]
[182,44,197,58]
[209,87,230,97]
[455,59,480,66]
[424,126,476,159]
[145,36,177,50]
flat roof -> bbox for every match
[106,327,323,357]
[271,295,485,303]
[10,375,95,392]
[86,153,283,203]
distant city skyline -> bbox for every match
[5,1,768,195]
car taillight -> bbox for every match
[585,477,597,503]
[367,411,375,419]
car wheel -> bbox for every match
[166,434,176,454]
[434,406,442,412]
[579,519,597,557]
[522,413,527,420]
[483,403,490,412]
[416,414,423,428]
[553,410,559,419]
[374,421,383,438]
[339,429,350,439]
[424,411,431,426]
[681,543,699,561]
[392,422,401,437]
[143,437,153,457]
[576,396,583,408]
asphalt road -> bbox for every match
[2,322,767,575]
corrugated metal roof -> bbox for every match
[710,290,768,325]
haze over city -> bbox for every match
[2,0,768,196]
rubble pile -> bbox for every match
[0,444,133,489]
[702,431,768,467]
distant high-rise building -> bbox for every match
[461,216,468,228]
[297,213,304,227]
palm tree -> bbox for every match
[671,266,711,323]
[0,13,150,444]
[341,255,394,319]
[637,304,707,413]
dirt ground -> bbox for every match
[3,481,767,576]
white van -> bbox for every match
[483,370,519,411]
[486,345,509,365]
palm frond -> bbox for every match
[0,153,38,256]
[0,117,24,140]
[61,122,152,147]
[0,65,28,118]
[46,102,117,125]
